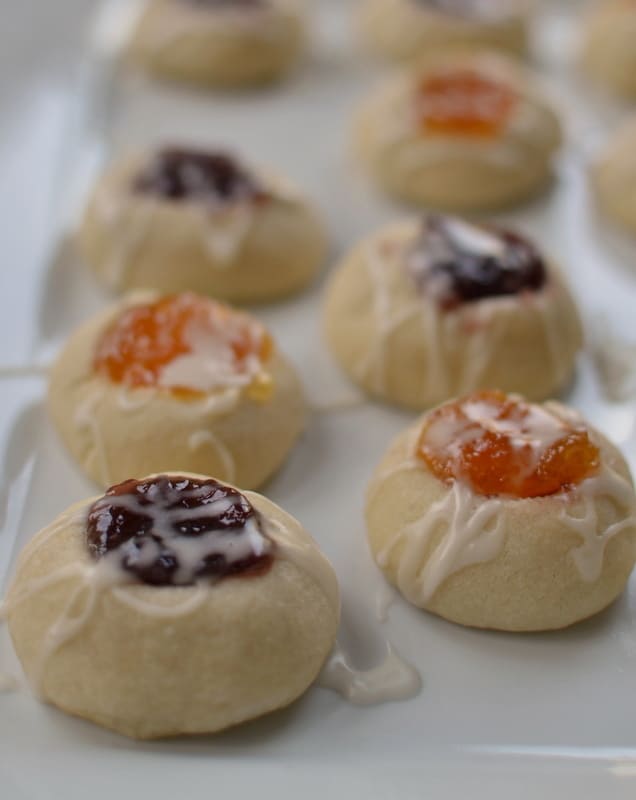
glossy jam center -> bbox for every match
[133,148,269,207]
[94,294,272,394]
[86,476,273,586]
[407,214,546,309]
[418,69,517,137]
[418,391,601,498]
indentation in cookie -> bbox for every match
[133,148,270,208]
[417,68,518,137]
[86,475,274,586]
[417,390,601,498]
[406,214,546,309]
[94,293,273,397]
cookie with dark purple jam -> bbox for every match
[133,148,270,207]
[87,475,273,586]
[407,214,546,310]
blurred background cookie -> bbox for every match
[129,0,307,88]
[359,0,530,63]
[582,0,636,99]
[324,214,581,409]
[79,146,327,303]
[354,52,562,211]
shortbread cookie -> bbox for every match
[582,0,636,99]
[324,215,581,409]
[354,52,562,211]
[6,474,340,738]
[78,147,326,303]
[48,292,306,489]
[366,391,636,631]
[593,116,636,235]
[359,0,529,63]
[129,0,306,87]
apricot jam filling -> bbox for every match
[94,294,273,399]
[417,391,600,498]
[418,69,517,138]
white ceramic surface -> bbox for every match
[1,0,636,796]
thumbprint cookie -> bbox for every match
[78,146,326,303]
[323,214,581,410]
[593,116,636,236]
[5,474,339,738]
[366,391,636,631]
[354,52,562,211]
[582,0,636,99]
[359,0,529,63]
[129,0,306,88]
[48,292,306,489]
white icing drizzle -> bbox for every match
[560,465,636,583]
[377,479,505,607]
[2,489,339,694]
[187,430,237,482]
[94,180,258,288]
[74,389,113,487]
[317,641,422,706]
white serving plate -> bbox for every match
[1,1,636,796]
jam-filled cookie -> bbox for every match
[323,214,581,410]
[48,292,306,489]
[78,147,326,303]
[354,52,562,211]
[359,0,529,63]
[129,0,306,88]
[593,116,636,235]
[5,474,340,738]
[367,391,636,632]
[582,0,636,99]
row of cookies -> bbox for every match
[6,391,636,736]
[4,0,636,745]
[128,0,636,101]
[6,212,636,738]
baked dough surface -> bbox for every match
[366,407,636,632]
[359,0,529,63]
[48,293,307,490]
[593,116,636,235]
[582,0,636,99]
[323,219,582,409]
[7,481,340,739]
[354,52,562,211]
[79,154,326,303]
[129,0,307,87]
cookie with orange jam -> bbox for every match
[6,472,339,739]
[354,52,562,211]
[48,292,306,489]
[366,391,636,631]
[359,0,529,64]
